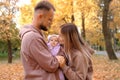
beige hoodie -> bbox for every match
[19,25,60,80]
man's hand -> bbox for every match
[56,56,65,68]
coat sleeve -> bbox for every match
[62,53,89,80]
[29,38,59,72]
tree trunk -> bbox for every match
[7,39,12,63]
[102,0,117,60]
[71,0,74,23]
[81,13,86,40]
[71,14,75,23]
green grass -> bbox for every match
[0,51,20,61]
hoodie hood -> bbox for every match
[19,25,39,39]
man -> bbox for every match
[19,1,65,80]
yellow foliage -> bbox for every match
[0,0,18,40]
[18,0,104,46]
[18,0,40,26]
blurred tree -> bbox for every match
[109,0,120,50]
[18,0,40,26]
[75,0,99,40]
[18,0,120,57]
[16,0,120,60]
[100,0,118,59]
[49,0,99,41]
[0,0,19,63]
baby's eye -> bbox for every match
[50,40,53,41]
[55,40,58,42]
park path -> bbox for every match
[95,51,120,57]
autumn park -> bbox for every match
[0,0,120,80]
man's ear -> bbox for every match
[38,13,43,19]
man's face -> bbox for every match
[40,9,54,31]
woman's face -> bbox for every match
[58,33,64,45]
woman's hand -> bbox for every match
[56,56,65,68]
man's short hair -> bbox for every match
[34,1,55,11]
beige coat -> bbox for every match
[19,25,60,80]
[62,49,93,80]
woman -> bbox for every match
[58,23,94,80]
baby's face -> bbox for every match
[49,36,59,47]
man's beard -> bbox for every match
[40,24,48,31]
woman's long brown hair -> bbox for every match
[60,23,94,56]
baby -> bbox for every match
[47,34,65,80]
[47,34,61,56]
